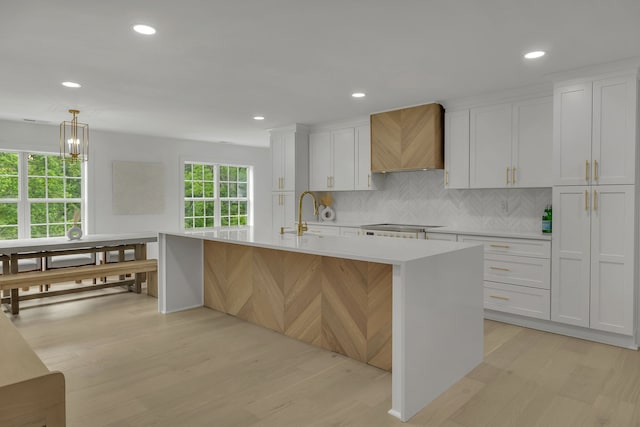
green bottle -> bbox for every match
[542,205,552,233]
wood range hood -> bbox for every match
[370,102,444,173]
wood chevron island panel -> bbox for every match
[202,242,392,371]
[283,252,322,346]
[252,248,285,333]
[366,263,392,371]
[203,241,227,313]
[370,109,402,172]
[321,257,369,363]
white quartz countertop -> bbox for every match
[162,228,479,265]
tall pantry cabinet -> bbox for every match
[270,125,309,233]
[551,72,639,337]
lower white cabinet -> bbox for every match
[272,192,295,233]
[459,234,551,320]
[552,185,635,335]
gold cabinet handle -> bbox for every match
[445,170,449,187]
[512,167,516,185]
[585,160,590,182]
[490,295,510,301]
[490,244,511,249]
[326,176,330,188]
[593,189,597,211]
[594,160,598,182]
[489,266,511,271]
[506,167,510,185]
[368,174,371,188]
[331,176,334,188]
[584,190,588,211]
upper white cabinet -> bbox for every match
[309,123,381,192]
[469,96,553,188]
[271,131,295,191]
[309,128,355,191]
[551,185,635,335]
[444,110,470,189]
[553,74,637,186]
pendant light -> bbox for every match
[59,109,89,162]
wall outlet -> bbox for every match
[500,199,508,213]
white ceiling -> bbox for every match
[1,0,639,147]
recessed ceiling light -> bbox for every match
[352,92,366,98]
[524,50,546,59]
[253,116,265,121]
[62,81,81,88]
[133,24,156,35]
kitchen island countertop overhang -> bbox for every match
[158,228,484,422]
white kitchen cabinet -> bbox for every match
[553,74,637,186]
[469,103,512,188]
[444,110,470,189]
[459,234,551,320]
[271,132,296,191]
[512,96,553,187]
[355,125,382,190]
[551,185,635,335]
[272,192,295,232]
[309,128,355,191]
[469,96,552,189]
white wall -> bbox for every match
[0,119,272,256]
[331,170,552,232]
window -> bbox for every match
[183,162,251,230]
[0,150,85,240]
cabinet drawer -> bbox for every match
[484,254,550,289]
[484,282,550,320]
[459,235,550,258]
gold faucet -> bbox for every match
[297,191,319,236]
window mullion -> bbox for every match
[214,164,221,227]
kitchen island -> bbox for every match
[158,228,483,422]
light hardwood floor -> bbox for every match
[6,288,640,426]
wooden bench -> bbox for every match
[0,312,66,426]
[0,259,158,315]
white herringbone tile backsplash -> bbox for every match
[331,170,551,232]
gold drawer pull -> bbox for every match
[489,266,511,271]
[490,295,510,301]
[490,244,511,249]
[512,167,516,185]
[593,189,597,211]
[506,167,510,185]
[585,160,590,181]
[594,160,599,181]
[585,190,588,211]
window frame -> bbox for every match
[181,160,253,231]
[0,150,86,240]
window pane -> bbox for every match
[221,201,230,215]
[204,182,214,198]
[193,164,203,180]
[31,225,47,238]
[205,217,214,228]
[238,183,247,198]
[230,216,239,226]
[221,217,229,226]
[205,201,214,216]
[194,201,205,217]
[0,226,18,240]
[0,152,18,175]
[30,202,47,224]
[184,181,193,198]
[0,203,18,226]
[28,177,46,198]
[220,166,228,181]
[66,203,81,223]
[47,177,65,198]
[239,202,247,215]
[0,176,18,198]
[204,165,214,181]
[228,183,237,197]
[66,178,81,198]
[28,154,46,176]
[231,202,239,215]
[184,164,193,180]
[49,224,65,237]
[47,156,64,177]
[194,218,204,228]
[184,200,193,217]
[238,167,247,182]
[184,218,194,229]
[229,167,238,181]
[220,183,228,198]
[193,181,203,198]
[239,216,247,226]
[64,160,82,178]
[48,202,65,223]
